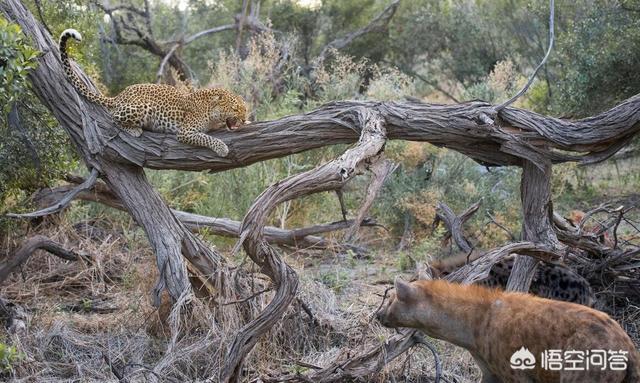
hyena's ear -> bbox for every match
[394,276,416,302]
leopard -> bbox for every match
[429,253,596,307]
[59,28,249,157]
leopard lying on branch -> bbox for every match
[59,29,250,157]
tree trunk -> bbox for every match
[507,160,560,291]
[0,0,228,303]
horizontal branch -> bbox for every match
[3,0,638,175]
[31,180,371,254]
[445,241,562,284]
[83,93,640,174]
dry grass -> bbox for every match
[1,212,637,382]
[0,217,479,382]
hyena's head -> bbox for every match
[375,277,426,329]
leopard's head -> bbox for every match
[215,89,250,130]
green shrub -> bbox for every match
[0,20,77,217]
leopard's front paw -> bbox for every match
[126,128,143,137]
[214,143,229,157]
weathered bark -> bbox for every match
[45,96,640,173]
[4,0,640,380]
[434,201,481,253]
[506,161,559,292]
[1,0,219,303]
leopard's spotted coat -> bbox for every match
[59,29,249,157]
[430,254,596,307]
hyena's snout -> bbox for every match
[375,305,392,327]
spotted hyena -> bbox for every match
[376,278,639,383]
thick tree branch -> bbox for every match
[2,0,219,303]
[506,161,559,291]
[96,95,640,173]
[7,5,637,174]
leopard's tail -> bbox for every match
[59,29,114,108]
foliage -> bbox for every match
[0,18,38,112]
[146,32,417,234]
[0,341,23,374]
[550,2,640,117]
[0,19,76,213]
[4,0,640,254]
[317,267,351,294]
[462,59,525,104]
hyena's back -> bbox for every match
[480,293,639,382]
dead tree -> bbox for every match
[3,0,640,380]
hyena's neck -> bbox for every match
[415,282,499,351]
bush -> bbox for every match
[0,20,77,215]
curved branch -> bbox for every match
[0,235,87,285]
[220,108,387,382]
[495,0,555,111]
[445,241,562,284]
[6,168,99,218]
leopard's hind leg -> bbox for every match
[112,104,149,137]
[177,127,229,157]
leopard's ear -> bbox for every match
[394,276,417,302]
